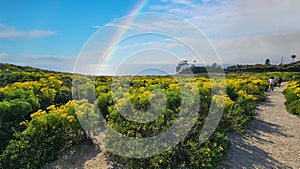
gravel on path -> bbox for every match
[43,140,115,169]
[219,83,300,169]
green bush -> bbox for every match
[0,73,269,168]
[283,80,300,117]
[90,75,263,168]
[0,76,73,153]
[0,101,87,169]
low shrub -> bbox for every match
[0,100,87,169]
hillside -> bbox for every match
[0,63,61,74]
[0,63,73,87]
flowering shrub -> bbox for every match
[0,77,72,153]
[0,100,87,169]
[283,79,300,117]
[0,73,272,168]
[90,75,267,168]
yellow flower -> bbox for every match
[238,89,257,101]
[140,91,150,98]
[237,89,246,96]
[169,83,179,89]
[226,96,234,106]
[60,113,67,118]
[202,82,211,90]
[30,110,46,119]
[47,105,57,111]
[19,120,29,126]
[159,159,163,164]
[219,145,224,151]
[202,162,206,167]
[139,87,145,92]
[67,115,75,123]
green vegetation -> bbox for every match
[0,100,87,169]
[0,63,297,168]
[283,73,300,117]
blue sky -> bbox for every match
[1,0,300,74]
[0,1,144,64]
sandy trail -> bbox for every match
[219,83,300,169]
[43,140,115,169]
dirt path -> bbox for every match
[219,83,300,169]
[43,140,115,169]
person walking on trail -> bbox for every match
[269,76,275,91]
[278,76,283,87]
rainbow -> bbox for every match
[101,0,148,65]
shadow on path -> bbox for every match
[218,84,294,169]
[220,132,293,169]
[218,118,292,169]
[220,119,291,169]
[43,140,115,169]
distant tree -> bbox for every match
[265,58,270,65]
[176,60,189,73]
[291,55,297,62]
[211,62,220,68]
[211,63,218,68]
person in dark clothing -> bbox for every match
[278,76,283,87]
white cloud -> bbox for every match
[148,5,170,11]
[148,0,300,64]
[165,43,178,49]
[92,25,102,29]
[106,23,136,31]
[116,41,160,50]
[148,1,233,38]
[226,0,300,37]
[169,0,197,7]
[106,14,196,34]
[149,0,300,38]
[0,23,56,39]
[214,30,300,64]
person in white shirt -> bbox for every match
[269,76,276,91]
